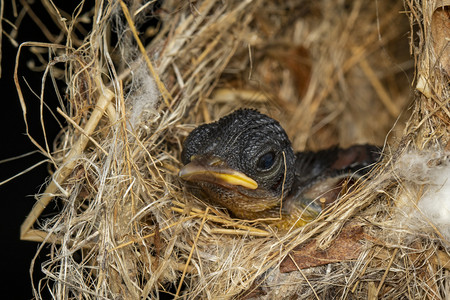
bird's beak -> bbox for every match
[179,155,258,190]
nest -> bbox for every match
[14,0,450,298]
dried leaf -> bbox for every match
[280,224,364,273]
[431,5,450,75]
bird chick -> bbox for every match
[179,109,380,227]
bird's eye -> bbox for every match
[257,151,276,170]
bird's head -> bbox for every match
[179,109,295,219]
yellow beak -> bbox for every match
[179,156,258,190]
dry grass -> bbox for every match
[11,0,450,298]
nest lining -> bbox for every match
[13,0,450,299]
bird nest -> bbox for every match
[15,0,450,298]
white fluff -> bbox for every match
[416,161,450,239]
[127,60,161,129]
[395,150,450,241]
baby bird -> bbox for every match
[179,109,380,227]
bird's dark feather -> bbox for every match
[179,109,380,226]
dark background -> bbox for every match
[1,1,159,298]
[1,2,72,298]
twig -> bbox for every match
[56,107,108,156]
[288,253,320,300]
[359,58,400,117]
[351,249,373,293]
[20,82,115,240]
[119,0,172,108]
[170,204,270,235]
[175,208,209,298]
[375,248,398,296]
[209,228,270,237]
[108,215,197,252]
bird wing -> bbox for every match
[288,145,380,213]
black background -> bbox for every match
[1,2,74,298]
[1,1,160,298]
